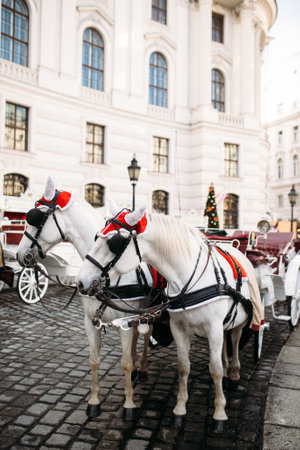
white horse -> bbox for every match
[16,178,159,419]
[77,206,263,432]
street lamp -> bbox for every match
[127,154,141,211]
[288,184,297,233]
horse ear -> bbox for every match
[125,206,147,226]
[109,198,119,217]
[44,176,56,201]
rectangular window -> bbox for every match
[212,12,224,43]
[224,143,238,177]
[278,130,283,145]
[153,137,168,173]
[278,195,283,208]
[293,125,298,142]
[5,102,28,151]
[85,123,104,164]
[151,0,167,25]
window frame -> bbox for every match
[224,143,238,177]
[223,193,238,229]
[153,136,168,173]
[82,27,104,91]
[149,52,168,108]
[293,154,299,177]
[151,0,167,25]
[211,68,225,112]
[277,158,283,179]
[85,122,105,164]
[152,189,169,214]
[212,12,224,43]
[3,173,28,197]
[5,101,28,151]
[84,183,105,208]
[1,0,29,66]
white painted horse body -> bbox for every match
[78,208,261,430]
[16,180,154,418]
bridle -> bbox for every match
[85,209,142,288]
[24,190,66,262]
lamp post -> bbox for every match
[288,184,297,233]
[127,154,141,211]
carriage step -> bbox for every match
[275,314,290,321]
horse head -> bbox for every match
[16,176,71,266]
[77,205,148,295]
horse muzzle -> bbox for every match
[78,279,103,297]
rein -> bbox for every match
[24,252,78,312]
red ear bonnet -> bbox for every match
[99,210,148,237]
[36,191,72,210]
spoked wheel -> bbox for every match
[253,326,265,363]
[17,264,49,304]
[287,295,300,329]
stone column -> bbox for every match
[239,0,255,115]
[198,0,212,108]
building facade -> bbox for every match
[0,0,276,229]
[264,52,300,231]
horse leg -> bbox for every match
[229,325,243,382]
[84,312,102,418]
[222,331,229,378]
[138,325,152,381]
[130,327,139,381]
[207,324,227,433]
[171,325,191,428]
[120,328,136,419]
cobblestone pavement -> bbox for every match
[0,285,292,449]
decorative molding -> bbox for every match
[218,113,244,128]
[80,86,111,107]
[144,32,176,50]
[147,105,174,121]
[77,5,113,27]
[0,59,37,85]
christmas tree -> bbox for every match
[204,184,219,228]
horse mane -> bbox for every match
[150,211,207,265]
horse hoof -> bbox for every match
[86,403,101,418]
[123,407,135,421]
[138,371,148,381]
[172,414,185,429]
[131,369,138,382]
[213,419,226,434]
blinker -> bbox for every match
[108,233,128,254]
[26,208,47,228]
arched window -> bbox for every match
[152,190,168,214]
[277,158,283,179]
[223,194,238,229]
[1,0,29,66]
[85,183,104,208]
[3,173,28,196]
[211,69,225,112]
[149,52,167,107]
[293,155,299,177]
[82,28,104,91]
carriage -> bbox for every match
[0,214,81,304]
[204,224,300,360]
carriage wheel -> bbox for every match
[253,326,264,363]
[287,295,300,329]
[17,265,49,304]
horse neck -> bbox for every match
[64,201,102,260]
[141,225,201,296]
